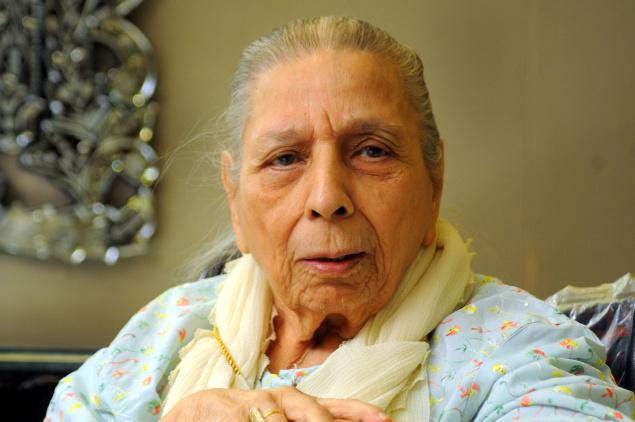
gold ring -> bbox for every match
[263,408,284,419]
[249,407,266,422]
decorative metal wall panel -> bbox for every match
[0,0,158,265]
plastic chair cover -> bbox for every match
[546,273,635,391]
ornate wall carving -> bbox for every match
[0,0,158,264]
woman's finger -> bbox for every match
[247,407,287,422]
[257,405,288,422]
[270,387,334,422]
[317,398,391,422]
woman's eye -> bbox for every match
[271,153,300,167]
[357,145,390,159]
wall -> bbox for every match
[1,0,633,348]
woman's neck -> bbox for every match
[266,302,348,373]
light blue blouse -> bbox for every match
[45,274,635,421]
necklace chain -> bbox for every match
[212,326,242,376]
[212,325,311,376]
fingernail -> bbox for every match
[378,412,391,421]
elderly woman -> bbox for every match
[47,17,633,422]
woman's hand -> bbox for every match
[159,387,391,422]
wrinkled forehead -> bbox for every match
[242,49,418,143]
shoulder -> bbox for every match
[110,274,226,354]
[433,274,590,342]
[46,275,227,421]
[429,275,585,359]
[427,275,634,421]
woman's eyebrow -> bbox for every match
[255,128,301,145]
[342,118,403,138]
[249,128,307,161]
[248,129,303,160]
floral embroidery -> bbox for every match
[520,395,532,407]
[91,395,101,406]
[492,364,508,375]
[458,383,480,398]
[146,400,161,416]
[68,402,83,412]
[606,410,624,421]
[428,363,440,373]
[500,320,519,331]
[559,338,579,350]
[470,359,484,369]
[260,365,319,389]
[528,348,546,360]
[554,385,573,394]
[602,387,615,399]
[463,304,477,314]
[569,364,585,375]
[446,325,461,336]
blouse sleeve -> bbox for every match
[44,276,224,422]
[44,347,115,422]
[427,277,635,421]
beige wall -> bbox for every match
[1,0,633,348]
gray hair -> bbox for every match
[185,16,442,280]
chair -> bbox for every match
[546,273,635,391]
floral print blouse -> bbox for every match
[45,274,635,421]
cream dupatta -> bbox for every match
[162,220,474,421]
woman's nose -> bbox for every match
[304,149,354,221]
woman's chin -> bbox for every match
[274,262,386,328]
[297,282,376,317]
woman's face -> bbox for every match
[223,49,442,335]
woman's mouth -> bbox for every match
[301,252,366,274]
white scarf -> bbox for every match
[162,220,474,421]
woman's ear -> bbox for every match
[431,139,444,217]
[423,139,445,247]
[221,151,236,196]
[221,151,249,254]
